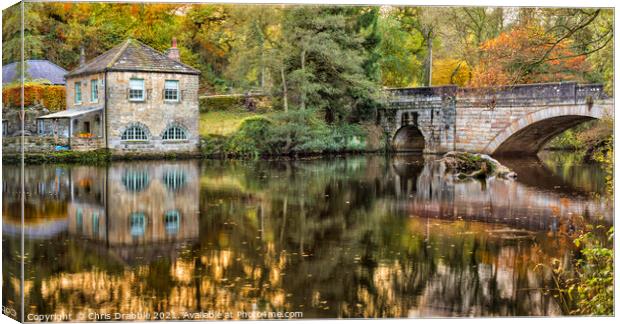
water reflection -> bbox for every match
[2,154,612,319]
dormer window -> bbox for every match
[75,81,82,104]
[129,78,145,101]
[164,80,179,102]
[90,79,98,102]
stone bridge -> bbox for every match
[377,82,613,155]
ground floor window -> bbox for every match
[121,125,149,141]
[163,169,186,191]
[122,169,150,192]
[162,125,187,140]
[2,120,8,136]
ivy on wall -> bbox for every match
[2,82,66,111]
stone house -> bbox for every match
[37,38,200,154]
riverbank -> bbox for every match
[1,149,204,165]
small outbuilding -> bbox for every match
[2,59,68,85]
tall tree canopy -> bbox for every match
[2,3,614,115]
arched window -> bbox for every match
[162,125,187,140]
[163,210,180,235]
[163,169,186,192]
[122,169,150,192]
[121,125,148,141]
[130,212,146,237]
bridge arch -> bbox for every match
[393,125,426,152]
[486,104,608,155]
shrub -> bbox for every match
[225,116,273,157]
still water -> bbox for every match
[2,152,612,319]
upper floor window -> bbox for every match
[3,120,9,136]
[75,82,82,104]
[129,78,145,101]
[164,210,180,235]
[164,80,179,102]
[91,79,98,102]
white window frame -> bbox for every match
[75,81,82,104]
[90,79,98,102]
[121,125,149,141]
[164,80,180,102]
[129,78,145,101]
[162,125,187,141]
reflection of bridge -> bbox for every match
[389,155,611,232]
[378,82,613,155]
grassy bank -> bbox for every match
[199,109,261,136]
[200,109,385,158]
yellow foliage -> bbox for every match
[431,59,471,86]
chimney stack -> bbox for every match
[167,37,180,62]
[79,47,86,66]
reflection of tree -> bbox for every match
[3,156,602,318]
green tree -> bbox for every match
[281,6,379,123]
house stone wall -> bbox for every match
[66,72,106,109]
[105,71,200,154]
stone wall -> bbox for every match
[105,71,200,154]
[2,104,51,136]
[2,136,69,153]
[66,72,106,109]
[70,137,105,151]
[379,86,457,154]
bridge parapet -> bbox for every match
[386,82,609,109]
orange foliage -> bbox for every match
[470,25,588,87]
[2,84,66,111]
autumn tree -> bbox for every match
[470,24,589,87]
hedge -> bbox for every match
[199,95,245,112]
[2,83,66,111]
[199,94,271,113]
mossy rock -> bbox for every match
[439,151,516,180]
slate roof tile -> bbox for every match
[66,39,200,77]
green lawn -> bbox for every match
[199,110,259,136]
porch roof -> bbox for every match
[38,106,103,119]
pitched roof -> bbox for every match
[2,60,68,85]
[65,39,200,77]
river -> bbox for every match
[1,151,612,319]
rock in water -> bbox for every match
[438,151,517,180]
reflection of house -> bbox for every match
[67,161,200,247]
[37,39,200,154]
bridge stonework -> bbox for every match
[378,82,613,155]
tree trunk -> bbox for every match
[300,48,306,110]
[280,64,288,112]
[425,33,433,86]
